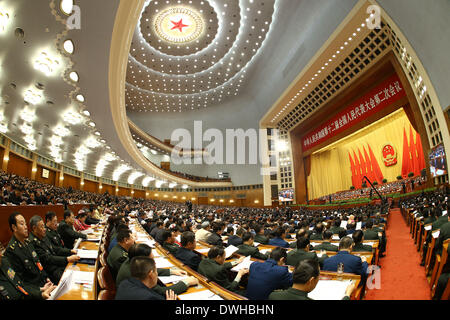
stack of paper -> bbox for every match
[72,271,95,285]
[154,257,174,268]
[158,275,190,284]
[225,245,239,258]
[178,290,224,300]
[231,256,253,272]
[308,280,352,300]
[49,271,74,300]
[77,249,98,259]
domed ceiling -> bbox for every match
[125,0,276,112]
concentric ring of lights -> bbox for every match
[153,7,204,44]
[126,0,277,112]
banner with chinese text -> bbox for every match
[301,74,406,152]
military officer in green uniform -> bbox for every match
[45,211,68,250]
[254,225,269,245]
[0,250,55,300]
[352,230,373,252]
[161,230,180,255]
[311,231,338,252]
[197,246,248,294]
[237,232,268,260]
[287,237,328,268]
[29,215,80,283]
[107,229,135,280]
[116,243,197,294]
[329,219,346,235]
[269,259,355,300]
[4,213,51,290]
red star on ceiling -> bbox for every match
[170,18,189,32]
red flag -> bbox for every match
[401,127,410,178]
[416,132,426,171]
[348,152,357,188]
[410,126,419,176]
[353,150,361,188]
[363,146,374,183]
[358,148,367,185]
[368,144,384,183]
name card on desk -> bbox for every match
[231,256,253,272]
[72,271,95,285]
[225,245,239,258]
[308,280,352,300]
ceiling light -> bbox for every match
[69,71,79,82]
[76,94,85,102]
[24,88,43,105]
[128,172,144,184]
[0,9,10,32]
[50,135,63,146]
[20,109,36,123]
[20,123,33,135]
[85,136,100,148]
[53,125,70,137]
[82,110,90,116]
[60,0,74,15]
[0,123,8,133]
[62,110,83,124]
[88,121,95,127]
[34,52,59,76]
[63,39,74,54]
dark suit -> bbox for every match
[310,233,323,241]
[323,251,368,278]
[287,249,327,268]
[268,238,289,248]
[269,288,312,300]
[115,278,165,300]
[57,220,87,249]
[254,234,269,245]
[207,232,224,247]
[436,221,450,254]
[246,259,293,300]
[312,241,338,252]
[174,247,202,271]
[198,259,239,292]
[227,235,243,247]
[162,242,180,255]
[353,243,373,252]
[237,244,268,260]
[363,229,380,240]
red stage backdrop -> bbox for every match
[302,74,406,151]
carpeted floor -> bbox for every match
[364,208,431,300]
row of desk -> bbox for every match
[403,208,450,299]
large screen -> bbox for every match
[429,144,447,177]
[278,189,294,202]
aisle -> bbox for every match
[364,208,431,300]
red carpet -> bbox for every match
[364,208,431,300]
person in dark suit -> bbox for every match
[116,243,196,293]
[174,231,202,271]
[329,219,346,235]
[207,222,225,247]
[269,259,356,300]
[28,215,80,283]
[237,232,268,260]
[287,237,327,268]
[310,223,324,240]
[352,230,373,252]
[115,257,178,300]
[44,211,67,250]
[312,230,338,252]
[268,227,289,248]
[198,246,248,293]
[161,230,181,255]
[246,247,293,300]
[107,229,135,280]
[254,224,269,245]
[323,237,368,280]
[227,227,244,247]
[57,210,87,249]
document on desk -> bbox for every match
[49,270,74,300]
[231,256,253,272]
[356,222,362,230]
[260,249,271,255]
[340,221,348,229]
[72,271,95,285]
[308,280,352,300]
[225,245,239,258]
[364,242,375,247]
[154,257,174,268]
[80,229,94,235]
[158,275,190,284]
[85,235,101,242]
[332,235,340,240]
[178,290,224,300]
[73,238,82,250]
[196,248,210,254]
[77,249,98,259]
[136,238,156,247]
[253,242,260,247]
